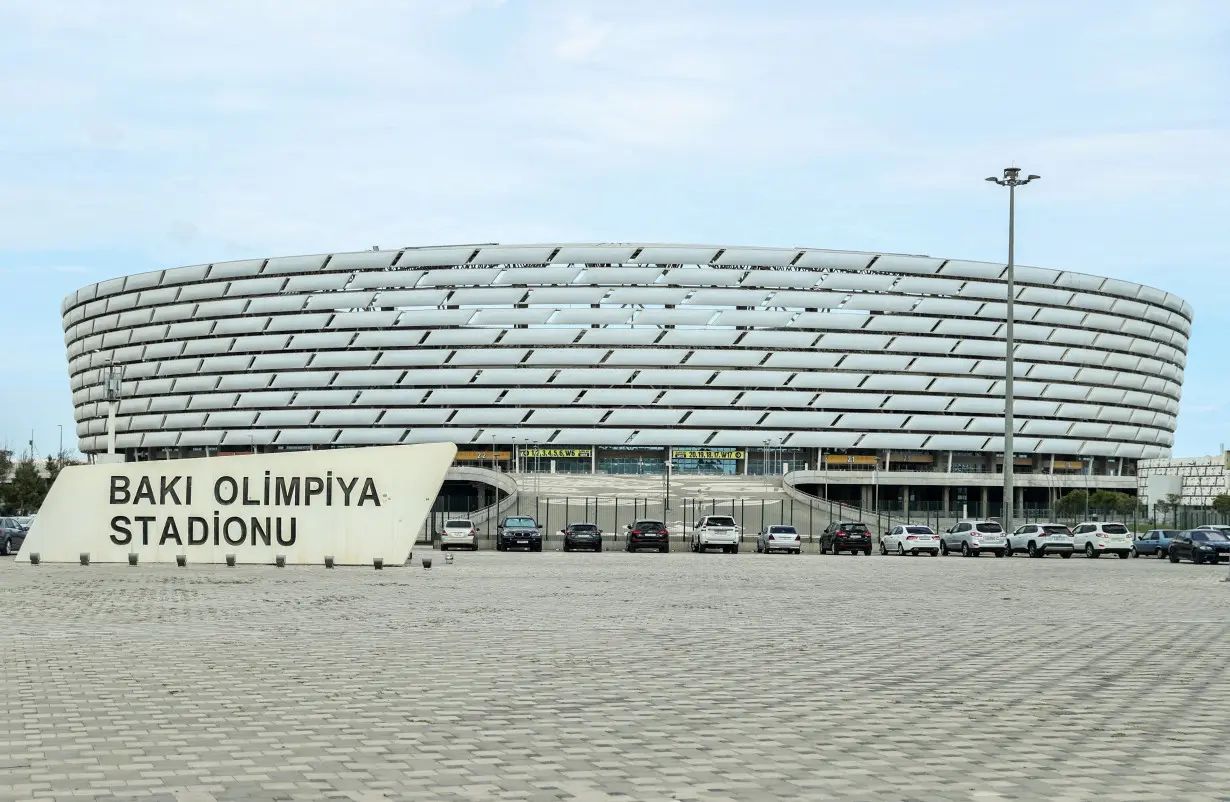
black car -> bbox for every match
[819,521,872,555]
[1168,529,1230,564]
[0,517,32,555]
[496,515,543,552]
[563,522,603,552]
[625,520,670,553]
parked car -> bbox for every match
[1133,529,1178,558]
[626,520,670,553]
[880,524,939,556]
[563,522,603,552]
[756,525,802,554]
[940,521,1007,557]
[1071,521,1133,559]
[1006,523,1074,558]
[438,518,478,551]
[1168,529,1230,564]
[496,515,542,552]
[1194,524,1230,536]
[690,515,740,553]
[0,517,31,555]
[818,521,872,555]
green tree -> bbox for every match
[1055,490,1089,519]
[9,458,48,514]
[44,451,80,486]
[1212,494,1230,518]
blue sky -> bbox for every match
[1,0,1227,458]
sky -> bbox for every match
[1,0,1227,458]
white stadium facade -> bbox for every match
[62,243,1191,518]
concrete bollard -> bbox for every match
[176,554,187,568]
[445,553,454,564]
[422,556,432,569]
[225,554,236,567]
[79,553,90,566]
[324,556,335,569]
[128,553,138,566]
[28,553,39,565]
[373,557,384,570]
[275,555,286,568]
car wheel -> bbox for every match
[939,541,949,556]
[1027,543,1039,558]
[596,544,603,552]
[660,545,668,553]
[1085,543,1097,558]
[0,538,8,556]
[898,544,906,556]
[1131,547,1139,558]
[961,542,971,557]
[1003,546,1013,558]
[1157,548,1167,559]
[863,548,871,556]
[1118,551,1130,560]
[1169,550,1180,563]
[879,541,888,555]
[1059,552,1071,558]
[1193,551,1204,565]
[995,549,1005,558]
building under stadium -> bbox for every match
[61,243,1191,518]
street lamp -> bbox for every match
[103,359,124,456]
[986,167,1040,535]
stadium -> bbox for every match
[61,243,1191,517]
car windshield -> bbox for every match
[975,523,1003,533]
[841,523,869,532]
[635,521,664,531]
[770,526,797,534]
[569,523,597,532]
[706,517,737,527]
[1194,531,1228,541]
[1041,525,1070,535]
[15,517,34,528]
[1160,530,1179,536]
[1102,524,1129,535]
[906,527,933,535]
[444,520,472,528]
[505,517,537,527]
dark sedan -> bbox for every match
[563,522,603,552]
[496,516,543,552]
[1168,529,1230,564]
[625,520,670,553]
[0,517,32,555]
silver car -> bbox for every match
[940,520,1007,558]
[0,517,32,555]
[439,518,478,551]
[756,525,802,554]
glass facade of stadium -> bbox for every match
[61,243,1190,514]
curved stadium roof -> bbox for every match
[62,243,1190,459]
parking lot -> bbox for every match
[2,552,1229,801]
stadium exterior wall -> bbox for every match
[61,243,1190,478]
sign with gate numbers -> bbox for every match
[19,443,456,565]
[671,450,746,460]
[522,448,592,458]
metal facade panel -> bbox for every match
[860,374,934,392]
[417,268,503,287]
[207,259,264,280]
[575,267,664,285]
[819,273,896,292]
[287,331,354,350]
[428,388,504,406]
[525,348,608,366]
[470,368,551,385]
[448,408,526,425]
[551,245,640,264]
[309,351,379,369]
[395,247,477,267]
[741,271,824,290]
[711,370,791,388]
[816,333,891,351]
[870,255,945,275]
[632,369,710,387]
[603,348,684,366]
[469,308,553,325]
[422,328,501,346]
[446,349,527,366]
[355,388,428,406]
[833,413,907,429]
[656,329,740,347]
[633,308,717,326]
[887,336,955,354]
[237,391,296,408]
[554,368,633,385]
[864,315,939,333]
[633,247,721,265]
[470,246,556,265]
[661,268,743,287]
[251,353,312,371]
[738,391,816,408]
[605,408,684,426]
[524,286,608,305]
[684,350,764,367]
[445,286,531,306]
[793,251,874,271]
[711,310,794,327]
[813,392,887,410]
[658,389,739,406]
[686,288,771,306]
[328,251,397,271]
[578,329,661,345]
[550,309,634,325]
[524,408,606,425]
[499,328,584,345]
[330,369,403,387]
[289,390,357,407]
[681,409,757,427]
[761,411,838,428]
[495,266,583,285]
[500,388,580,405]
[713,247,799,266]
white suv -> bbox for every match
[439,518,478,551]
[1006,523,1074,558]
[940,521,1007,558]
[691,515,741,554]
[1071,521,1133,559]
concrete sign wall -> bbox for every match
[20,443,456,565]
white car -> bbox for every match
[1072,521,1133,558]
[439,518,478,551]
[756,525,802,554]
[880,524,939,556]
[940,521,1007,557]
[691,515,741,554]
[1006,523,1074,558]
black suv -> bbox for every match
[819,521,872,555]
[625,520,670,553]
[563,522,603,552]
[496,516,543,551]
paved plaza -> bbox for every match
[2,552,1229,802]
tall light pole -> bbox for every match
[986,167,1040,535]
[103,359,124,456]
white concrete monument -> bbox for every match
[20,443,456,565]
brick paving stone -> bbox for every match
[2,553,1229,800]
